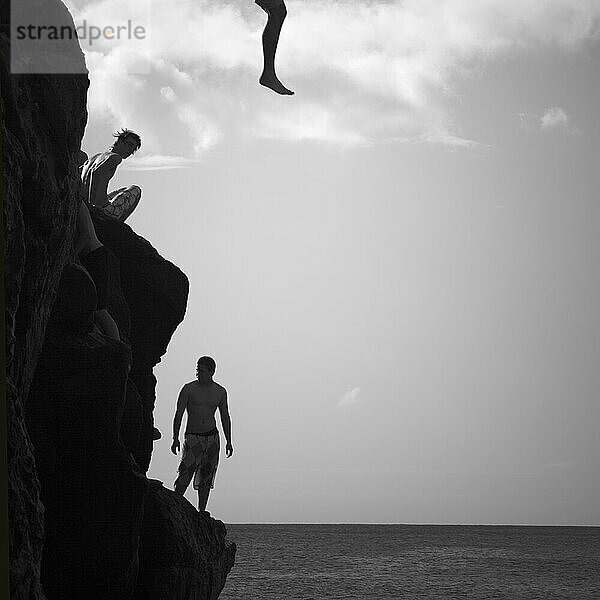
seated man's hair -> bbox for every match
[112,128,142,152]
[197,356,216,376]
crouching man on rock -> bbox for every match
[171,356,234,513]
[81,128,142,222]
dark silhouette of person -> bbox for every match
[74,201,120,340]
[256,0,294,95]
[171,357,234,513]
[81,129,142,221]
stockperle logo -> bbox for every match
[11,0,151,74]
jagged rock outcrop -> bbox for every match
[24,220,234,599]
[4,1,236,597]
[91,209,189,473]
[134,481,236,600]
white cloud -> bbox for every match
[518,107,581,134]
[540,106,580,134]
[417,130,490,149]
[541,106,569,130]
[120,154,203,170]
[160,86,177,102]
[336,387,363,408]
[248,102,369,146]
[67,0,600,160]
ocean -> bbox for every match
[219,524,600,599]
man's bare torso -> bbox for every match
[184,380,226,434]
[81,151,121,206]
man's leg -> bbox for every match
[174,466,194,496]
[103,185,142,221]
[197,486,211,512]
[174,479,188,496]
[256,0,293,95]
[194,435,219,512]
[174,437,198,496]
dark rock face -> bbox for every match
[133,481,236,600]
[91,209,189,473]
[6,380,46,600]
[5,1,235,598]
[26,266,148,598]
[2,4,88,597]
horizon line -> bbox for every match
[222,522,600,527]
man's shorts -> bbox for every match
[174,429,220,491]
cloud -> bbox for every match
[160,86,177,102]
[417,130,490,149]
[519,106,581,134]
[120,154,203,170]
[336,387,363,408]
[541,106,570,130]
[541,106,581,134]
[67,0,600,158]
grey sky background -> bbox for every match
[69,0,600,523]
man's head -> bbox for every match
[111,128,141,159]
[196,356,216,383]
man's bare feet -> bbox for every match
[260,72,294,95]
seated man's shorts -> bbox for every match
[174,429,220,491]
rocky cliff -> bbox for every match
[2,2,89,596]
[3,2,236,598]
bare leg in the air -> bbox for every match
[256,0,294,95]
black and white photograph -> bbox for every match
[3,0,600,598]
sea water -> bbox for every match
[220,524,600,599]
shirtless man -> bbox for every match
[81,129,142,222]
[171,356,234,512]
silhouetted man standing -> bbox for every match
[171,356,234,512]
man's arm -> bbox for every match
[171,386,188,454]
[218,390,233,457]
[88,154,121,207]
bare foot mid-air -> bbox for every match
[259,72,293,95]
[256,0,294,95]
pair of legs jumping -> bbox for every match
[256,0,293,95]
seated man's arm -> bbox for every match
[171,386,188,453]
[218,390,233,457]
[88,154,121,207]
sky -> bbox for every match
[65,0,600,524]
